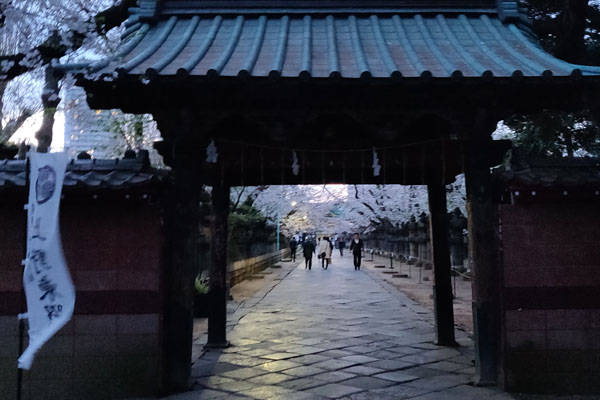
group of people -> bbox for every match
[289,233,364,271]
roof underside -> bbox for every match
[86,6,600,82]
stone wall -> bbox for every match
[228,249,289,288]
[501,201,600,393]
[0,201,163,400]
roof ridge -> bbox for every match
[159,0,497,7]
[154,0,501,17]
[123,0,533,27]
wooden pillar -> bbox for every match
[465,152,501,386]
[427,181,457,346]
[162,156,200,392]
[207,185,230,347]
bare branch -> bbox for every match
[231,187,246,213]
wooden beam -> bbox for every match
[82,78,600,118]
[207,185,230,348]
[154,138,468,186]
[427,180,457,346]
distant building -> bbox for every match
[62,85,119,159]
[9,85,163,165]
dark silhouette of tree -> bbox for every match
[507,1,600,157]
[523,0,600,64]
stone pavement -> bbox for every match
[161,254,516,400]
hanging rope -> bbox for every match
[460,140,466,175]
[281,149,285,184]
[361,151,365,184]
[203,137,464,185]
[383,149,387,184]
[301,150,306,185]
[215,137,449,153]
[260,147,264,185]
[441,139,446,186]
[220,156,225,186]
[402,148,407,185]
[372,148,381,177]
[240,146,245,187]
[342,151,347,183]
[321,152,326,184]
[291,150,299,176]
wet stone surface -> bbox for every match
[164,256,515,399]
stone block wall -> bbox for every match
[228,249,289,287]
[500,202,600,393]
[0,201,163,399]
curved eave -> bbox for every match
[64,13,600,83]
[79,72,600,86]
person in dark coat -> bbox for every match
[302,239,315,270]
[349,233,364,270]
[336,237,345,256]
[289,237,298,262]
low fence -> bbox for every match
[228,248,290,287]
[364,209,468,270]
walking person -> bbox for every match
[350,233,364,270]
[336,237,345,257]
[318,236,332,269]
[289,236,298,262]
[303,239,315,270]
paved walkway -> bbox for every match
[170,255,515,400]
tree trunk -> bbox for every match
[34,66,63,152]
[0,80,6,141]
[1,80,33,145]
[565,131,575,158]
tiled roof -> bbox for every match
[157,0,505,14]
[496,150,600,188]
[0,157,163,191]
[79,6,600,81]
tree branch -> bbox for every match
[231,186,246,213]
[1,0,133,83]
[95,0,139,34]
[34,65,64,152]
[0,109,33,144]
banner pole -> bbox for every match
[16,319,23,400]
[17,155,30,400]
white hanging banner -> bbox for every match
[18,152,74,370]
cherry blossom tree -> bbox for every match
[235,179,467,236]
[0,0,134,151]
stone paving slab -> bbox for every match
[340,365,385,376]
[339,376,397,390]
[308,383,364,398]
[143,255,570,399]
